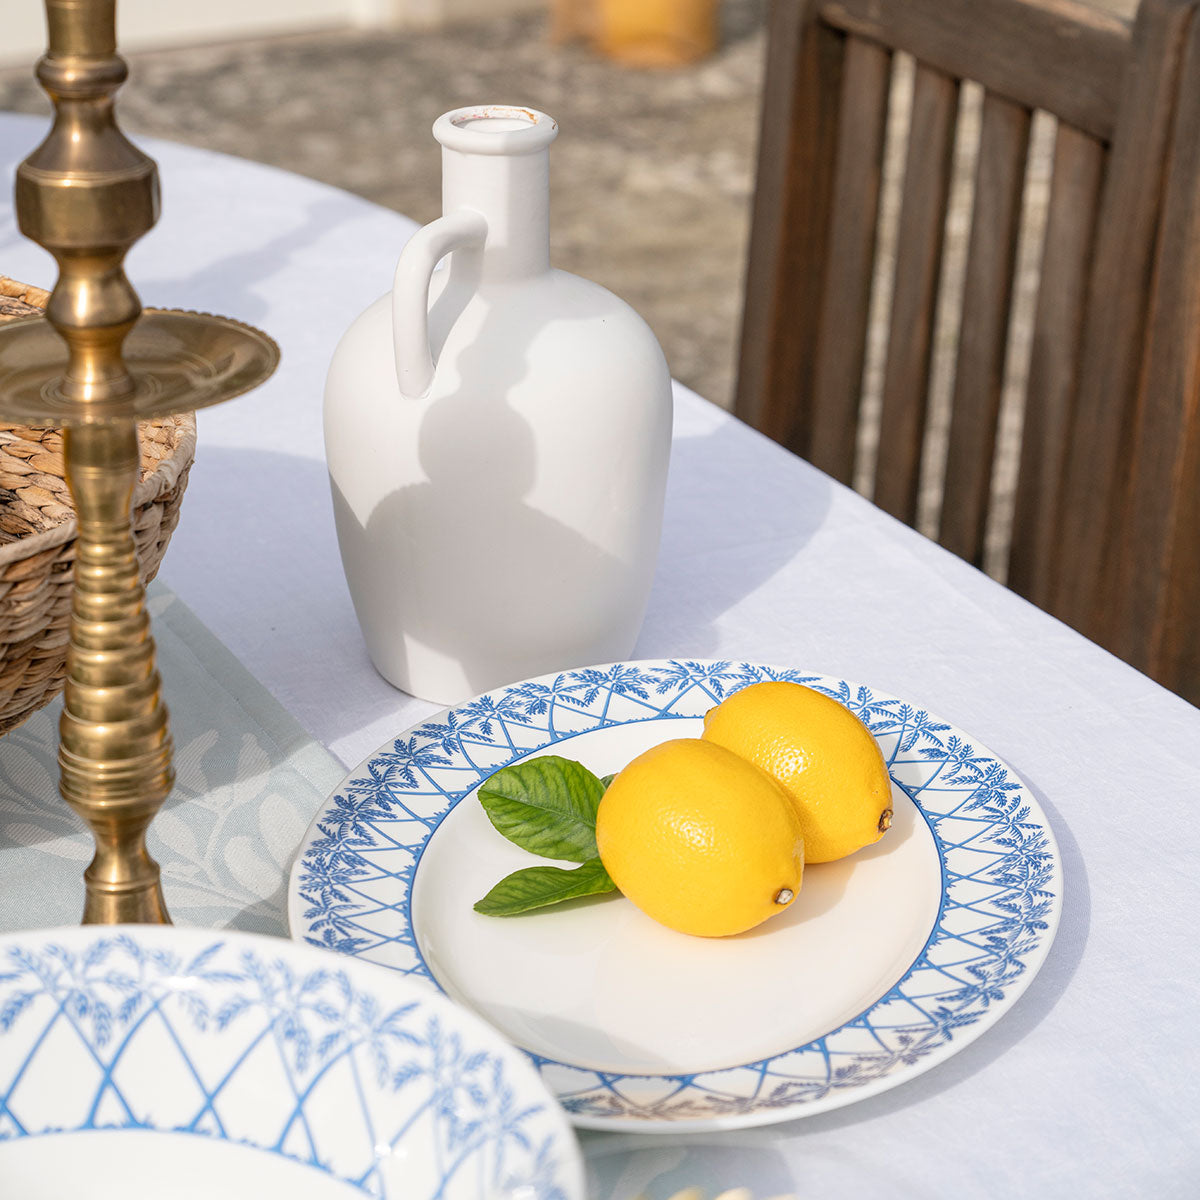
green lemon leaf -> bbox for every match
[474,858,616,916]
[478,755,605,862]
[600,773,616,789]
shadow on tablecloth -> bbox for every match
[0,581,346,934]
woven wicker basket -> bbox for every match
[0,276,197,735]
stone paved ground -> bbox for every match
[0,3,767,411]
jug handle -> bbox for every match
[392,209,488,400]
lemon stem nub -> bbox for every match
[878,807,893,833]
[774,888,794,905]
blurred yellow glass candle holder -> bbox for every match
[555,0,719,66]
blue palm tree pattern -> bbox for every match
[295,661,1061,1123]
[0,932,573,1198]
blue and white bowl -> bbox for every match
[0,926,584,1199]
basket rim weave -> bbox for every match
[0,275,198,567]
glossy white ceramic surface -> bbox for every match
[414,719,941,1075]
[0,926,585,1198]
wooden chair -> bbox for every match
[736,0,1200,705]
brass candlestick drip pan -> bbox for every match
[0,309,278,425]
[0,1,279,924]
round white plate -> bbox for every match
[289,661,1063,1132]
[0,926,584,1199]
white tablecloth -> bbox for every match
[2,112,1198,1198]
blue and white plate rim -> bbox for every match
[0,923,587,1198]
[287,657,1064,1132]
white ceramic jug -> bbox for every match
[325,105,673,705]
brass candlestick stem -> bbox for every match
[0,1,278,922]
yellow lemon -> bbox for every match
[595,738,804,938]
[702,681,893,863]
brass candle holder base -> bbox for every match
[0,1,280,924]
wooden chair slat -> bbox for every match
[1106,11,1200,700]
[1007,123,1106,608]
[809,35,892,484]
[820,0,1130,141]
[735,0,845,455]
[939,91,1032,566]
[873,63,959,524]
[1050,0,1196,637]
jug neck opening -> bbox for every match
[435,106,557,282]
[434,105,558,157]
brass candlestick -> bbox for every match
[0,1,278,923]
